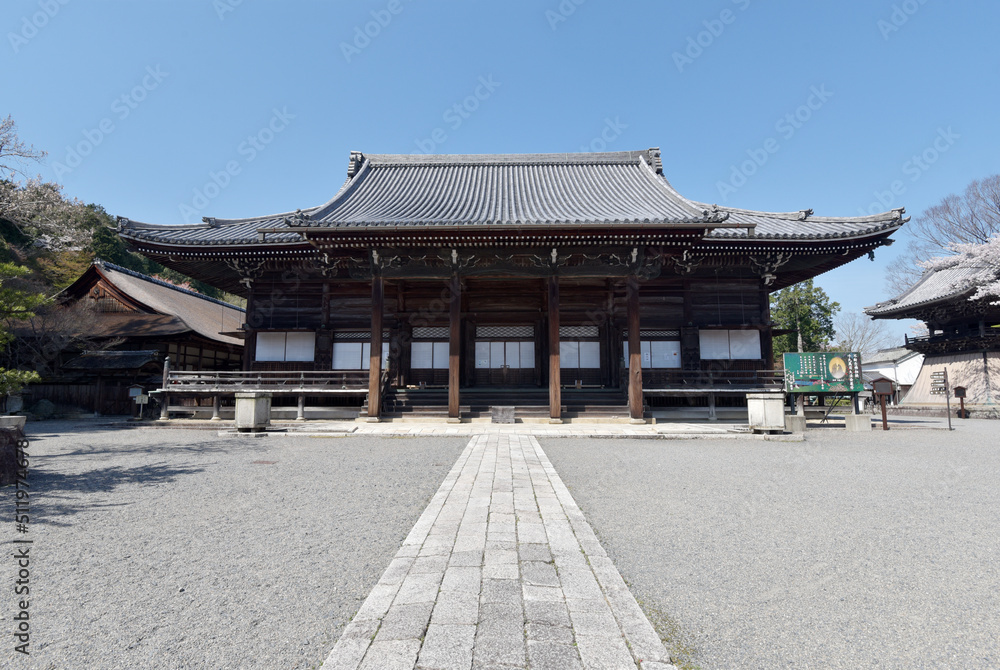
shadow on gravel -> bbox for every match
[13,461,206,526]
[46,439,238,459]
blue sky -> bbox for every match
[4,0,999,342]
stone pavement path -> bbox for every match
[320,434,676,670]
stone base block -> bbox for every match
[784,414,807,433]
[845,414,872,432]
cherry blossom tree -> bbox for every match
[922,236,1000,304]
[886,175,1000,294]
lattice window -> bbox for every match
[623,330,680,338]
[476,325,534,338]
[559,325,599,338]
[412,327,449,339]
[333,330,390,340]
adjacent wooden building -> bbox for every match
[867,266,999,410]
[22,260,244,414]
[119,149,904,421]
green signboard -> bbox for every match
[782,352,863,394]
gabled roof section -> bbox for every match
[298,149,723,229]
[63,261,245,346]
[866,266,984,318]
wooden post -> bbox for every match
[879,394,889,431]
[95,376,104,416]
[211,395,221,421]
[627,276,643,422]
[548,276,562,423]
[367,276,384,421]
[448,274,461,421]
[297,394,306,421]
[159,356,170,421]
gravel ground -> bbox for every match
[542,420,1000,670]
[0,421,466,670]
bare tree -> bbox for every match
[0,115,46,181]
[833,311,899,356]
[1,301,116,377]
[886,174,1000,294]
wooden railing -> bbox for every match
[161,370,371,394]
[642,369,784,390]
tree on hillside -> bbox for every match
[0,262,45,394]
[886,175,1000,294]
[0,115,46,180]
[770,280,840,355]
[833,311,899,355]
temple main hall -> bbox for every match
[119,148,904,422]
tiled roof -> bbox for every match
[92,261,245,346]
[63,349,160,371]
[861,346,919,365]
[701,205,904,241]
[865,266,984,317]
[119,149,905,247]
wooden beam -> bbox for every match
[367,276,384,420]
[627,276,643,421]
[448,274,461,420]
[548,276,561,422]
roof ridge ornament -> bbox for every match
[647,147,663,174]
[348,151,365,178]
[798,209,814,221]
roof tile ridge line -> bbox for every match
[299,156,374,224]
[636,156,719,222]
[94,259,246,312]
[361,150,648,165]
[362,149,648,165]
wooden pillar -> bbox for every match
[760,284,774,369]
[627,276,643,421]
[321,282,331,329]
[448,274,461,421]
[211,395,221,421]
[242,289,255,371]
[367,276,384,421]
[159,356,170,421]
[548,276,562,422]
[296,394,306,421]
